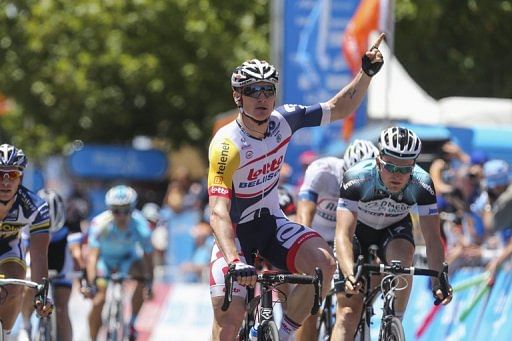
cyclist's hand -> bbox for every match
[362,33,385,76]
[432,282,453,305]
[344,275,362,295]
[230,260,257,287]
[80,284,97,299]
[34,295,53,318]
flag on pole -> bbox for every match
[341,0,394,140]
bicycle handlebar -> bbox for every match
[350,255,450,305]
[222,264,323,315]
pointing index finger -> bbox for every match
[371,33,386,49]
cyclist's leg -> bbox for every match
[54,286,72,341]
[210,242,247,341]
[126,257,144,336]
[0,243,28,332]
[89,258,109,341]
[262,217,335,340]
[382,219,415,318]
[295,313,318,341]
[51,238,74,341]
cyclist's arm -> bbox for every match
[29,232,50,282]
[326,33,384,122]
[418,214,446,283]
[335,208,357,278]
[296,198,316,227]
[209,195,238,263]
[86,247,99,284]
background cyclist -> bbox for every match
[208,34,385,341]
[83,185,153,341]
[295,139,378,341]
[334,127,453,340]
[21,188,84,341]
[0,144,53,334]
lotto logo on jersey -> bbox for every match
[209,186,230,197]
[247,156,283,180]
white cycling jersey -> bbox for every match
[298,157,346,242]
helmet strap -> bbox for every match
[242,110,269,125]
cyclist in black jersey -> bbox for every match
[0,144,53,332]
[333,127,453,340]
[208,34,385,341]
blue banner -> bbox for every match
[68,145,168,180]
[281,0,365,184]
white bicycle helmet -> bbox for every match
[343,139,379,170]
[142,202,160,223]
[379,126,422,160]
[37,189,66,232]
[231,59,279,88]
[105,185,138,208]
[0,144,28,169]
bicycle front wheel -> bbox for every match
[257,320,279,341]
[381,316,405,341]
[317,294,335,341]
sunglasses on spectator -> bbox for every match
[379,158,414,174]
[0,170,23,181]
[111,208,132,216]
[241,85,276,99]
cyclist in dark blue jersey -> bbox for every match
[0,144,53,333]
[333,127,453,340]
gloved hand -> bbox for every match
[230,259,257,287]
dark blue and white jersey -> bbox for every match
[208,103,331,224]
[0,186,50,242]
[337,159,438,230]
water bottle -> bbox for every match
[249,323,259,341]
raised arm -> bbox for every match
[327,33,385,122]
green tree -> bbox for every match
[0,0,270,159]
[395,0,512,99]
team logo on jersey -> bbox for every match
[216,141,231,175]
[247,156,283,180]
[283,104,306,112]
[209,186,230,196]
[276,134,282,143]
[240,137,251,150]
[245,150,253,159]
[214,176,223,184]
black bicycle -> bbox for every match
[222,264,323,341]
[347,247,450,341]
[317,285,336,340]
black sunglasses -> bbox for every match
[241,85,276,99]
[378,158,414,174]
[111,208,132,215]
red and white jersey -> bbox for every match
[208,103,331,224]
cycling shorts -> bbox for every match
[209,213,320,298]
[353,216,415,264]
[0,238,26,269]
[96,253,141,286]
[48,238,74,288]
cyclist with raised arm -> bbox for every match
[0,144,53,334]
[208,33,385,341]
[21,189,84,341]
[334,127,453,340]
[295,139,378,341]
[83,185,153,341]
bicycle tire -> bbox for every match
[106,291,124,341]
[34,316,52,341]
[0,320,4,341]
[257,320,279,341]
[317,294,335,340]
[381,316,405,341]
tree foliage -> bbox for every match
[395,0,512,99]
[0,0,270,159]
[1,0,511,161]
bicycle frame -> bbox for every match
[105,274,125,341]
[223,266,323,341]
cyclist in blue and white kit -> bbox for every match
[334,127,453,340]
[21,189,84,341]
[84,185,153,341]
[0,144,53,333]
[295,139,378,341]
[208,34,385,341]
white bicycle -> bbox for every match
[0,275,50,341]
